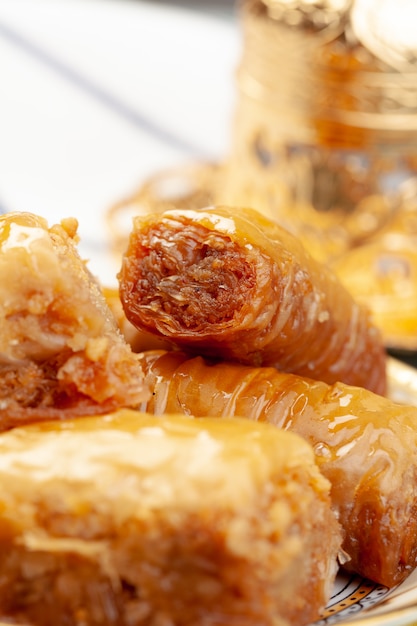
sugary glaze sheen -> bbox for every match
[102,286,172,353]
[119,205,387,395]
[331,237,417,351]
[0,411,341,626]
[138,349,417,587]
[0,212,148,429]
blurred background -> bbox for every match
[0,0,239,281]
[1,0,417,368]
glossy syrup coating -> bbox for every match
[0,411,341,626]
[137,349,417,587]
[119,205,387,395]
[0,212,148,429]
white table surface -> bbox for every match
[0,0,240,283]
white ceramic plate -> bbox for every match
[319,569,417,625]
[1,2,417,624]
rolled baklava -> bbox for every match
[118,205,386,394]
[0,212,148,430]
[138,349,417,587]
[0,411,341,626]
[102,286,172,353]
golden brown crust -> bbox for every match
[0,212,148,429]
[102,286,173,353]
[331,236,417,351]
[137,349,417,587]
[0,411,341,626]
[119,206,387,395]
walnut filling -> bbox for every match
[124,221,257,330]
[0,212,149,429]
[0,471,340,626]
[0,355,123,429]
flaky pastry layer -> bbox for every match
[0,411,341,626]
[138,349,417,587]
[0,212,148,428]
[119,206,387,395]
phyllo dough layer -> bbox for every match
[138,349,417,587]
[0,212,147,428]
[119,205,386,395]
[0,411,341,626]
